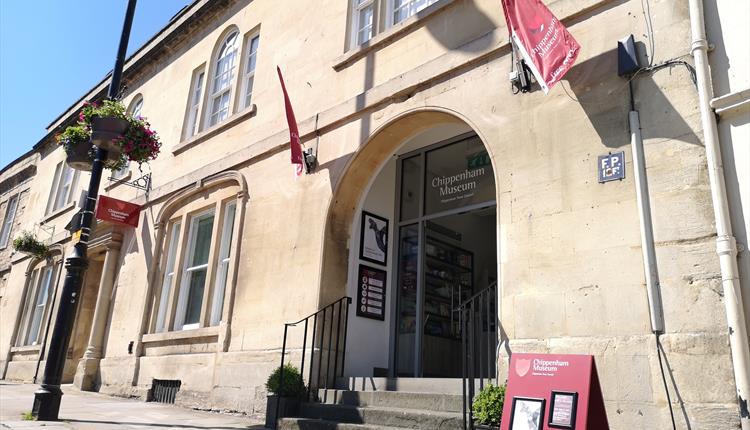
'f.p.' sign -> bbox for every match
[598,151,625,183]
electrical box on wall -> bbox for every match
[618,34,641,76]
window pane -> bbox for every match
[28,267,54,345]
[247,36,259,72]
[244,76,255,108]
[184,268,207,325]
[54,164,74,211]
[211,202,236,326]
[424,136,495,215]
[400,155,421,221]
[47,163,63,214]
[192,215,214,266]
[358,5,374,44]
[177,211,215,329]
[0,195,19,248]
[156,222,181,332]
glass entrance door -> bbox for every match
[393,133,496,377]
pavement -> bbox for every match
[0,382,266,430]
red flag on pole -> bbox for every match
[277,66,305,176]
[501,0,580,93]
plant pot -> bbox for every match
[474,424,500,430]
[65,141,94,171]
[265,395,300,428]
[91,116,129,154]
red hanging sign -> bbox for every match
[501,0,580,93]
[500,353,609,430]
[276,66,305,176]
[95,195,141,228]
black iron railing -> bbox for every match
[458,282,499,430]
[275,296,352,428]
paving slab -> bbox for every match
[0,382,265,430]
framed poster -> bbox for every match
[359,211,389,266]
[356,265,386,321]
[548,391,578,429]
[509,397,546,430]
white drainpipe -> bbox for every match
[688,0,750,426]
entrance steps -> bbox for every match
[277,389,465,430]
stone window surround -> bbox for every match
[336,0,456,71]
[137,170,247,355]
[1,246,64,377]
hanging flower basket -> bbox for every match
[55,99,161,171]
[91,117,130,153]
[12,231,49,259]
[56,125,126,172]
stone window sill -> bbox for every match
[333,0,456,71]
[142,326,219,344]
[172,104,257,155]
[10,345,40,353]
[41,202,76,224]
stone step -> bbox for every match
[298,403,464,429]
[338,377,465,394]
[278,418,406,430]
[318,389,464,413]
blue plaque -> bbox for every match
[598,151,625,183]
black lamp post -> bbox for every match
[32,0,138,420]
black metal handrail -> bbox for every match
[275,296,352,428]
[457,282,498,430]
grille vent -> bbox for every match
[150,379,181,404]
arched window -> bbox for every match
[207,31,239,127]
[112,95,143,180]
[149,171,246,334]
[16,260,61,346]
[129,95,143,118]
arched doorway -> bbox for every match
[320,109,498,379]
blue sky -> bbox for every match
[0,0,191,168]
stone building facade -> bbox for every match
[0,0,747,428]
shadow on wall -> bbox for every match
[564,47,700,149]
[423,0,497,53]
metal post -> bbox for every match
[275,324,289,429]
[308,313,318,401]
[339,298,351,378]
[300,319,308,394]
[32,1,137,420]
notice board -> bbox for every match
[356,265,386,321]
[501,353,609,430]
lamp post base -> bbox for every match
[32,384,63,421]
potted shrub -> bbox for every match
[472,383,506,430]
[12,232,49,259]
[264,364,305,428]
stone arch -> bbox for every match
[317,107,497,306]
[138,170,247,350]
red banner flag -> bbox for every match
[501,0,580,93]
[95,195,141,228]
[277,66,304,176]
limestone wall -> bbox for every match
[0,0,742,427]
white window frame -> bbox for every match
[207,31,239,128]
[20,265,56,346]
[210,201,236,326]
[174,208,216,331]
[185,67,206,139]
[241,33,260,110]
[155,221,182,332]
[387,0,439,27]
[0,194,19,249]
[46,162,79,214]
[350,0,376,47]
